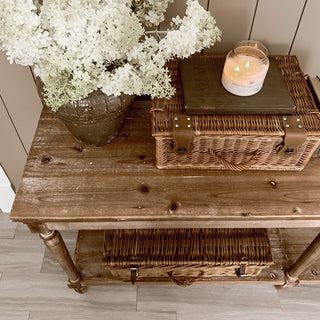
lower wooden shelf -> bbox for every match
[74,229,320,286]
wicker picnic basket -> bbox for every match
[103,228,273,286]
[151,55,320,170]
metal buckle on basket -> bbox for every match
[278,116,307,158]
[130,267,139,285]
[236,263,247,277]
[172,115,194,155]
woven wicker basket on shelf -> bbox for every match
[103,228,273,286]
[151,55,320,171]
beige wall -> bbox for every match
[205,0,257,54]
[1,0,319,188]
[250,0,306,54]
[291,0,320,77]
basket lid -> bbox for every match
[151,55,320,138]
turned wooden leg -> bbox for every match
[39,225,87,293]
[279,232,320,289]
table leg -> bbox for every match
[279,232,320,289]
[39,225,87,293]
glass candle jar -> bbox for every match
[221,40,269,96]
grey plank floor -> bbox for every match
[1,212,320,320]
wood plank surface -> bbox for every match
[74,229,320,285]
[10,100,320,227]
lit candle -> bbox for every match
[221,40,269,96]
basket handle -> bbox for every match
[168,271,204,287]
[208,149,261,171]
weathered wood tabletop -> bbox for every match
[10,99,320,229]
[9,99,320,289]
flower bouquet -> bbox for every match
[0,0,221,145]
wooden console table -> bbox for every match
[10,99,320,292]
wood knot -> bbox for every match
[170,203,178,211]
[169,201,180,214]
[242,212,251,217]
[139,185,150,193]
[270,181,277,187]
[72,146,84,152]
[123,133,129,138]
[293,207,302,213]
[41,156,51,163]
[139,155,146,160]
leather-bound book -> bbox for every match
[181,57,295,114]
[307,76,320,109]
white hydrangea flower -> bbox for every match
[159,0,221,58]
[0,0,221,111]
[0,0,50,65]
[133,0,174,27]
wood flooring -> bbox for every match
[1,211,320,320]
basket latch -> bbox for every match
[278,116,307,158]
[236,263,247,277]
[130,267,139,285]
[172,115,194,155]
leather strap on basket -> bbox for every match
[208,149,261,171]
[172,115,194,155]
[168,271,204,287]
[278,116,307,158]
